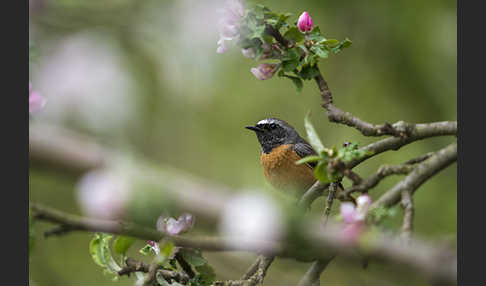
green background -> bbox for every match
[29,0,456,285]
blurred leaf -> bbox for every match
[89,233,121,274]
[296,155,322,165]
[314,161,330,183]
[278,71,303,92]
[287,76,303,92]
[156,241,175,265]
[156,273,171,286]
[180,249,207,267]
[195,264,216,284]
[304,112,325,153]
[29,208,35,256]
[139,244,156,256]
[113,236,136,255]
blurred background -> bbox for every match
[29,0,456,285]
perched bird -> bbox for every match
[245,118,318,197]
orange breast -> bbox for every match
[260,144,316,197]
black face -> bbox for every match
[245,118,301,154]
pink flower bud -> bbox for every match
[297,11,314,33]
[250,63,278,80]
[156,213,195,235]
[340,202,358,224]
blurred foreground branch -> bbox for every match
[30,197,456,285]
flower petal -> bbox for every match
[340,202,358,224]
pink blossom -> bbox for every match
[216,0,246,54]
[250,63,278,80]
[29,82,46,113]
[339,194,372,244]
[76,169,131,220]
[297,11,314,33]
[156,213,195,235]
[146,240,160,255]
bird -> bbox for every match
[245,118,318,198]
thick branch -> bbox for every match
[314,70,457,138]
[371,142,457,208]
[30,201,456,284]
[347,122,457,169]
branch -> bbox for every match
[118,257,190,284]
[297,256,335,286]
[297,181,329,209]
[340,164,415,199]
[264,24,291,48]
[30,201,456,284]
[371,142,457,208]
[346,121,457,169]
[175,252,196,278]
[400,190,414,244]
[314,70,457,138]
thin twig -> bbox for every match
[119,257,190,284]
[297,255,336,286]
[371,142,457,208]
[323,182,338,225]
[400,190,414,244]
[340,164,415,198]
[175,252,196,278]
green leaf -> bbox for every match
[181,249,207,267]
[89,233,121,274]
[281,59,300,72]
[310,45,329,59]
[297,64,320,80]
[284,27,305,43]
[282,47,301,61]
[195,264,216,284]
[281,47,302,72]
[156,273,171,286]
[139,244,156,256]
[304,112,325,153]
[322,39,340,47]
[113,236,136,255]
[288,77,303,92]
[332,38,353,54]
[314,161,330,183]
[296,155,322,165]
[278,71,303,92]
[307,26,326,43]
[155,241,175,265]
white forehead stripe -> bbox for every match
[257,119,273,125]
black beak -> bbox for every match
[245,125,264,132]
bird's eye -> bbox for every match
[270,123,277,129]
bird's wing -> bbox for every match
[293,141,318,169]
